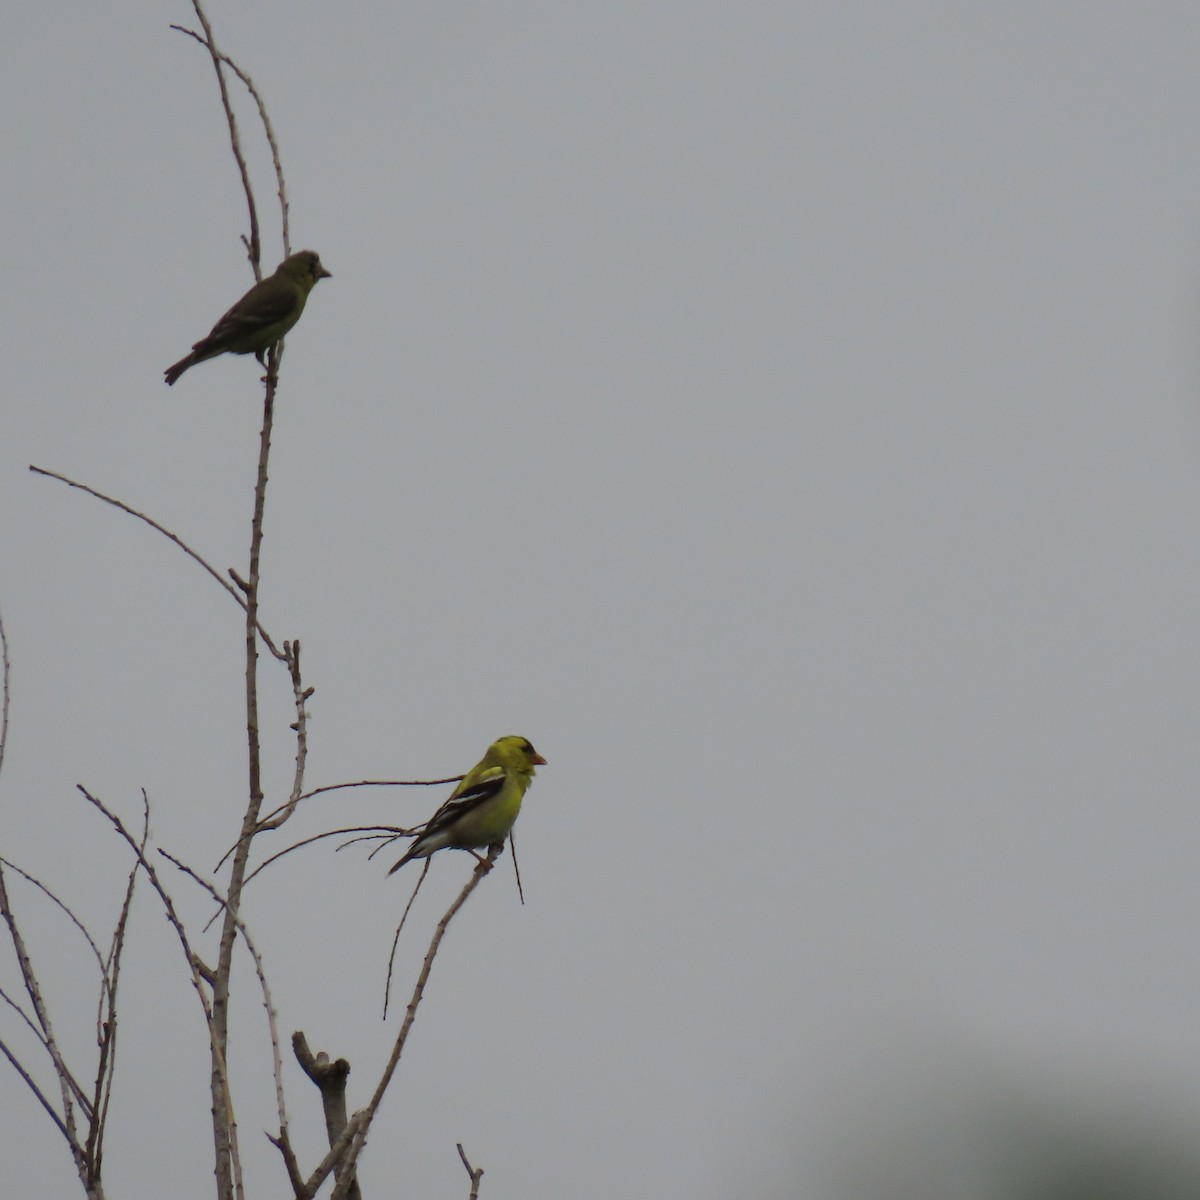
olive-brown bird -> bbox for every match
[164,250,331,385]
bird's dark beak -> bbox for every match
[318,265,333,279]
[531,753,547,766]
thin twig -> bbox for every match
[76,786,242,1199]
[28,465,284,661]
[370,850,501,1105]
[215,773,463,874]
[204,823,412,936]
[382,858,433,1020]
[253,775,465,831]
[0,981,91,1118]
[0,608,10,779]
[211,776,465,895]
[303,775,465,801]
[509,828,525,906]
[0,859,106,979]
[0,983,48,1053]
[160,849,293,1167]
[173,9,260,275]
[169,24,289,256]
[87,801,149,1179]
[302,849,501,1198]
[253,640,310,833]
[351,831,414,858]
[217,52,289,254]
[0,1032,79,1151]
[240,824,411,887]
[0,861,83,1156]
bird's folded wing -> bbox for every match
[206,284,296,342]
[421,769,507,834]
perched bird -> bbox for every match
[388,736,547,874]
[164,250,331,385]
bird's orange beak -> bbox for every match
[531,752,547,766]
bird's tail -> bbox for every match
[164,353,197,386]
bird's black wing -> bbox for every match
[419,771,507,836]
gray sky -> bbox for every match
[4,3,1200,1197]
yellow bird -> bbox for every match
[389,736,547,874]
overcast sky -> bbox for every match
[4,3,1200,1197]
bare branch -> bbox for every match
[382,858,432,1020]
[0,843,142,1173]
[74,790,209,1011]
[302,1110,365,1200]
[87,800,149,1177]
[0,859,107,980]
[0,983,48,1052]
[354,831,415,859]
[207,339,281,1200]
[215,775,468,886]
[303,847,502,1198]
[0,852,131,1177]
[0,980,91,1119]
[457,1143,485,1200]
[328,1122,368,1200]
[249,774,466,833]
[375,845,500,1083]
[292,1035,361,1200]
[216,52,289,254]
[202,824,409,939]
[239,824,410,889]
[253,640,310,833]
[265,1127,306,1199]
[169,21,290,256]
[168,11,309,1193]
[28,465,285,661]
[172,8,261,275]
[0,860,84,1149]
[0,608,10,780]
[509,828,525,906]
[212,778,456,883]
[300,775,465,804]
[160,849,293,1169]
[0,858,95,1192]
[75,786,243,1198]
[0,1032,80,1155]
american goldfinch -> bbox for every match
[388,736,547,874]
[164,250,331,385]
